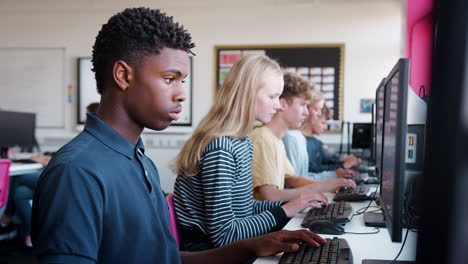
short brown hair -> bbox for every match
[322,105,331,120]
[282,72,314,102]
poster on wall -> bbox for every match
[77,57,193,131]
[214,44,344,132]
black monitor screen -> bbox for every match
[0,110,36,157]
[379,58,409,242]
[375,78,386,173]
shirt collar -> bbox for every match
[84,113,145,159]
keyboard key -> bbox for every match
[279,238,353,264]
[301,202,353,227]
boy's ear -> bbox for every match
[279,98,288,111]
[112,60,133,91]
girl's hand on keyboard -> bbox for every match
[342,156,361,168]
[281,193,328,217]
[320,178,356,193]
[335,168,357,179]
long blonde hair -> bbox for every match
[174,55,282,178]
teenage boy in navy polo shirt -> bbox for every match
[31,7,325,264]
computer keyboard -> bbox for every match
[355,164,376,173]
[279,237,353,264]
[365,176,380,184]
[333,185,374,202]
[301,201,353,227]
[353,173,369,184]
[12,159,38,164]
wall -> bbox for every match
[0,0,403,192]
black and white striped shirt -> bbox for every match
[174,136,288,247]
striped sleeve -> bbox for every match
[251,199,284,214]
[200,147,286,247]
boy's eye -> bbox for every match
[164,77,174,84]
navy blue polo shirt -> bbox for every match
[31,114,180,264]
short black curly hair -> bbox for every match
[92,7,195,94]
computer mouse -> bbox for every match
[308,220,345,235]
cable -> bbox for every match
[353,184,380,216]
[354,206,380,215]
[418,85,426,98]
[403,183,420,231]
[339,120,345,155]
[352,200,375,216]
[347,122,351,155]
[344,228,380,235]
[385,228,411,264]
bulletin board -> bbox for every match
[214,44,344,123]
[77,56,193,128]
[0,48,65,128]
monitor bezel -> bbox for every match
[378,58,410,243]
[374,77,386,175]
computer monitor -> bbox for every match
[374,78,386,175]
[363,59,412,264]
[351,123,372,149]
[0,110,36,158]
[417,0,468,262]
[379,58,410,243]
[370,103,376,164]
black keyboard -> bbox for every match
[301,201,353,227]
[279,237,353,264]
[365,176,380,184]
[353,173,368,184]
[333,185,373,202]
[12,159,38,164]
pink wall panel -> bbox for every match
[406,0,434,96]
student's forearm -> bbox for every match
[257,187,305,201]
[285,176,329,193]
[286,175,317,188]
[180,240,255,264]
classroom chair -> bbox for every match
[165,193,180,248]
[0,159,12,216]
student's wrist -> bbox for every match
[232,238,257,259]
[280,204,294,218]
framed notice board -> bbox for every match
[214,44,344,123]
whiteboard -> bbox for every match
[0,48,65,128]
[77,57,193,128]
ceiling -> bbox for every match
[0,0,401,12]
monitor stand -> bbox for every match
[362,260,414,264]
[363,213,414,263]
[364,212,386,227]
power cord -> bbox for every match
[385,228,411,264]
[355,206,380,215]
[353,184,380,216]
[344,228,380,235]
[403,183,420,231]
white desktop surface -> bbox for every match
[254,187,417,263]
[9,162,43,176]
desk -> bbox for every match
[9,162,43,176]
[254,188,417,263]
